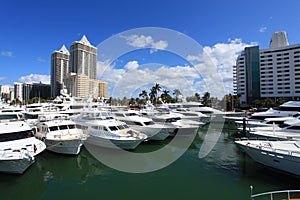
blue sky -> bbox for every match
[1,0,300,98]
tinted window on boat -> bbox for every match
[123,124,129,129]
[0,114,19,120]
[117,125,125,130]
[24,113,39,120]
[287,126,300,130]
[144,121,155,126]
[49,126,59,131]
[109,126,118,131]
[59,125,68,130]
[134,122,143,126]
[68,124,76,129]
[0,130,33,142]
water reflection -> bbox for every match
[1,125,300,200]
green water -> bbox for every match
[1,125,300,200]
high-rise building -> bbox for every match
[66,73,108,99]
[234,31,300,106]
[0,85,14,101]
[270,31,289,49]
[14,82,23,102]
[51,45,70,97]
[19,82,51,102]
[69,35,97,79]
[51,35,108,99]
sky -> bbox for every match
[1,0,300,98]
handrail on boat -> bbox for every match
[250,186,300,200]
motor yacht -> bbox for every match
[0,112,46,174]
[113,110,175,140]
[72,107,147,150]
[34,113,86,155]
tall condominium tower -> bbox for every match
[69,35,97,79]
[234,31,300,106]
[51,35,108,99]
[50,45,70,97]
[270,31,289,49]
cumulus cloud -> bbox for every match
[1,51,13,57]
[259,26,267,33]
[97,38,256,99]
[18,74,50,84]
[122,34,168,52]
[187,38,256,95]
[124,61,139,70]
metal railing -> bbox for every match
[250,186,300,200]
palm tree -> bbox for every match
[139,90,149,103]
[161,89,171,103]
[173,89,182,102]
[151,83,161,105]
[195,92,200,102]
[149,87,156,104]
[201,92,211,106]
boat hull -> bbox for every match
[85,135,143,150]
[129,125,173,141]
[45,139,84,155]
[237,142,300,176]
[0,157,35,174]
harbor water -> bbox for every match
[1,124,300,200]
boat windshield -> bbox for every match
[58,125,68,130]
[68,124,76,129]
[0,130,33,142]
[49,126,59,131]
[0,114,22,121]
[128,113,138,116]
[109,126,118,131]
[144,121,155,126]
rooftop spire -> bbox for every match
[79,35,91,46]
[58,44,70,55]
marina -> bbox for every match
[1,123,300,199]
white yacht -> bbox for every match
[245,117,300,140]
[0,112,46,174]
[34,114,86,155]
[113,110,176,140]
[149,113,201,137]
[235,116,295,129]
[235,139,300,176]
[171,107,211,124]
[250,101,300,120]
[72,107,147,150]
[22,103,60,127]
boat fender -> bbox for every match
[34,144,37,153]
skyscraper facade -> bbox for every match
[69,35,97,79]
[51,35,108,99]
[234,31,300,106]
[50,45,70,97]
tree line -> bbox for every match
[106,83,241,111]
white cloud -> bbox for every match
[259,26,267,33]
[124,61,139,70]
[37,57,46,62]
[97,38,256,99]
[1,51,13,57]
[18,74,50,84]
[186,38,256,96]
[122,34,168,52]
[0,77,7,81]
